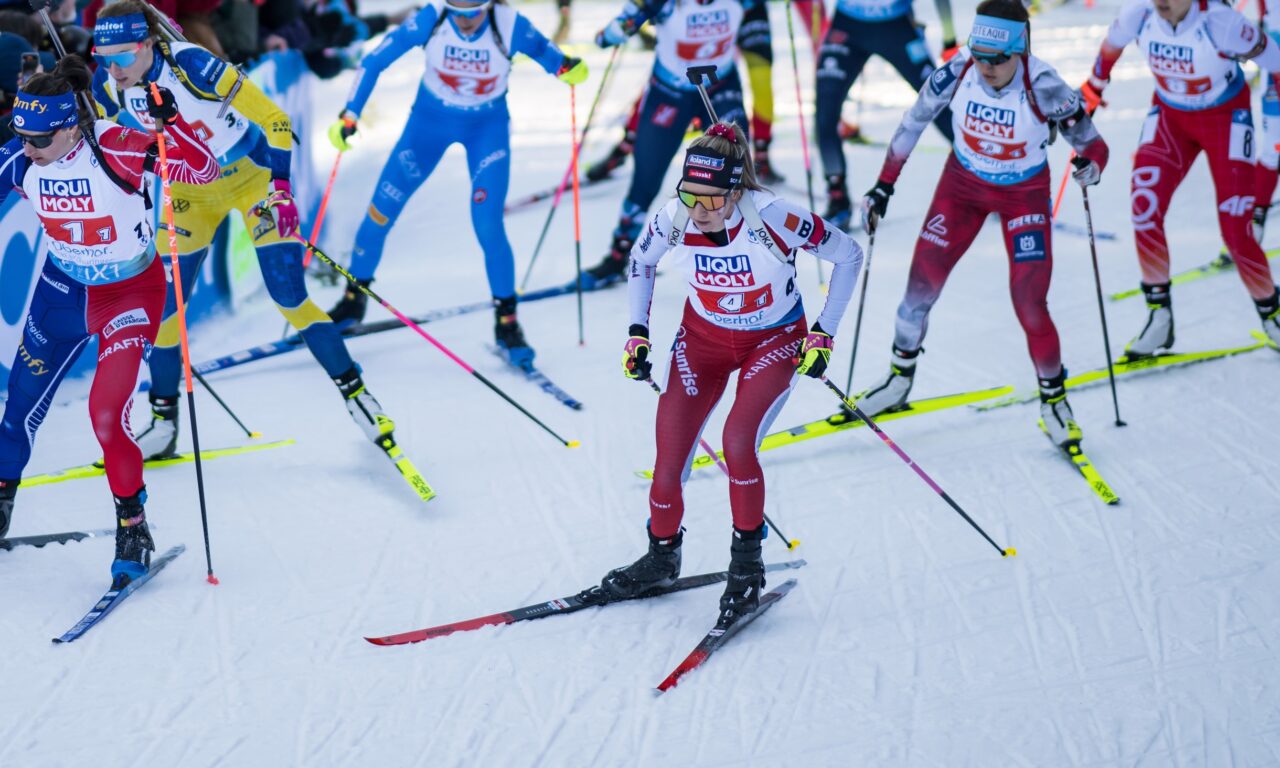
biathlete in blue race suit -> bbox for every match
[326,0,587,366]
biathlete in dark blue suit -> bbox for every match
[326,0,587,366]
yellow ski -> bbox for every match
[21,439,296,489]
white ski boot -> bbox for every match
[1124,282,1173,358]
[134,394,179,460]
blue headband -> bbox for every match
[969,15,1028,56]
[94,13,150,46]
[10,90,77,133]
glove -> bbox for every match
[1080,76,1107,116]
[262,179,300,238]
[861,179,894,232]
[557,56,588,86]
[146,86,179,126]
[940,39,959,62]
[328,111,358,151]
[595,19,627,48]
[1071,155,1101,188]
[794,324,833,379]
[622,325,652,380]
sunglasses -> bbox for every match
[970,49,1014,65]
[677,184,730,211]
[14,129,57,149]
[92,41,147,70]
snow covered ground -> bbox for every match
[3,1,1279,765]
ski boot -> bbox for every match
[717,524,766,629]
[586,132,635,183]
[1124,282,1173,358]
[333,367,395,443]
[823,174,852,232]
[327,278,371,328]
[493,296,535,367]
[598,525,683,601]
[1038,370,1083,448]
[111,487,155,588]
[1254,204,1270,245]
[1256,289,1280,348]
[831,346,919,424]
[838,119,867,144]
[0,479,15,538]
[134,393,179,461]
[581,234,633,290]
[754,138,784,185]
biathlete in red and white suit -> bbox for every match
[1083,0,1280,353]
[592,122,862,629]
[0,57,218,584]
[854,0,1109,448]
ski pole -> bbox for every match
[1077,167,1126,427]
[149,83,219,584]
[819,375,1014,558]
[521,45,620,292]
[291,236,580,448]
[571,82,585,346]
[687,65,722,123]
[192,370,261,439]
[843,219,875,393]
[645,378,799,550]
[783,0,824,287]
[302,149,343,268]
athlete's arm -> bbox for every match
[99,121,220,188]
[878,53,965,184]
[1090,0,1145,84]
[602,0,666,44]
[509,11,574,74]
[1033,67,1109,171]
[344,3,441,117]
[628,202,676,328]
[760,197,863,332]
[1208,5,1280,72]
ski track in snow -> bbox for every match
[2,0,1280,765]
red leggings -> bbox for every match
[649,304,805,538]
[894,155,1062,379]
[89,257,166,496]
[1132,90,1275,300]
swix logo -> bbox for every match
[694,253,754,287]
[685,10,730,37]
[1148,42,1195,75]
[38,178,94,213]
[653,104,678,127]
[1219,195,1255,217]
[963,102,1016,139]
[444,45,491,73]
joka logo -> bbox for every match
[686,10,730,38]
[963,102,1016,139]
[1148,42,1195,75]
[444,45,491,73]
[695,253,754,287]
[39,178,94,213]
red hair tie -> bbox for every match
[706,123,738,143]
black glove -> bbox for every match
[862,179,894,231]
[146,86,179,126]
[622,323,652,381]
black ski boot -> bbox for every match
[599,525,683,601]
[717,524,766,629]
[493,295,535,367]
[586,131,635,182]
[754,138,784,185]
[582,234,633,289]
[0,479,16,538]
[1256,288,1280,347]
[823,174,853,232]
[327,278,371,328]
[111,487,155,588]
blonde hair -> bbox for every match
[686,121,763,191]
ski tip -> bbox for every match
[1003,547,1017,558]
[566,440,582,448]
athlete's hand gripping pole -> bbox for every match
[1076,161,1126,428]
[148,82,219,585]
[286,235,580,448]
[819,375,1014,558]
[644,378,800,550]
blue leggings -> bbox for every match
[350,92,515,299]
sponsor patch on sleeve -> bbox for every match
[929,63,959,96]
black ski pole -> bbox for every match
[192,371,261,439]
[843,219,876,393]
[1075,160,1126,427]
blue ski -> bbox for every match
[489,346,584,410]
[52,545,186,644]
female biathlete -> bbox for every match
[594,123,863,626]
[325,0,587,367]
[1083,0,1280,353]
[852,0,1109,448]
[816,0,957,230]
[582,0,758,287]
[0,56,218,583]
[91,1,400,460]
